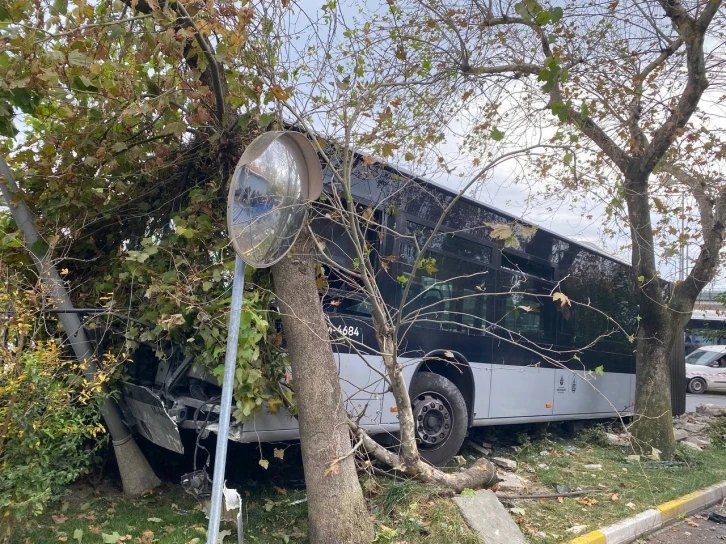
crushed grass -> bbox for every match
[15,422,726,544]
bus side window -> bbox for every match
[497,271,554,342]
[400,246,490,335]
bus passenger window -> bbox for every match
[498,272,554,341]
[400,246,490,335]
[319,266,372,318]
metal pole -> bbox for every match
[207,255,246,544]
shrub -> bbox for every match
[0,270,106,538]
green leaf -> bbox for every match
[167,121,187,137]
[101,533,121,544]
[259,113,275,128]
[490,127,505,141]
[30,238,49,256]
[73,529,83,543]
[551,101,569,122]
[259,458,269,470]
[550,7,563,23]
[396,274,408,285]
[147,517,163,523]
[594,365,604,376]
[535,10,550,25]
[1,232,23,248]
[637,275,645,284]
[68,51,92,68]
[461,488,476,496]
[52,0,67,15]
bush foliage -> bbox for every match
[0,268,106,537]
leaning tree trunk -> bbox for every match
[271,229,373,544]
[0,158,160,497]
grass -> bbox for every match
[14,469,475,544]
[14,423,726,544]
[471,424,726,542]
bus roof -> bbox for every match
[691,310,726,322]
[377,160,633,269]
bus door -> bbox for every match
[488,269,557,418]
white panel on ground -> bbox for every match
[488,366,555,418]
[552,369,632,415]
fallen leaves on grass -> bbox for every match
[52,514,68,524]
[577,497,598,508]
[135,529,154,544]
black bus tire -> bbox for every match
[409,372,468,466]
[688,377,707,394]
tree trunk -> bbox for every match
[622,169,677,459]
[0,158,161,497]
[271,229,373,544]
[631,334,676,459]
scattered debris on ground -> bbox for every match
[453,489,527,544]
[18,411,726,544]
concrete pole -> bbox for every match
[0,156,160,496]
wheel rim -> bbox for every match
[692,379,704,393]
[412,391,453,448]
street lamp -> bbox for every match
[207,131,322,544]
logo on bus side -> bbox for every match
[571,376,577,393]
[556,375,567,394]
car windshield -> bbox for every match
[686,349,724,366]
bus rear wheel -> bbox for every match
[410,372,468,466]
[688,377,707,394]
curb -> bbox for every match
[568,480,726,544]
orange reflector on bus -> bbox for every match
[545,403,552,408]
[390,406,398,412]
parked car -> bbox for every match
[685,345,726,394]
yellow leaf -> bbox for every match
[484,222,513,241]
[381,142,398,158]
[553,292,571,307]
[270,84,289,101]
[361,207,374,221]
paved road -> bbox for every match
[686,392,726,413]
[644,507,726,543]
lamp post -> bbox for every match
[206,132,322,544]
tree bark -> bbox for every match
[630,335,675,459]
[271,228,373,544]
[623,169,676,458]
